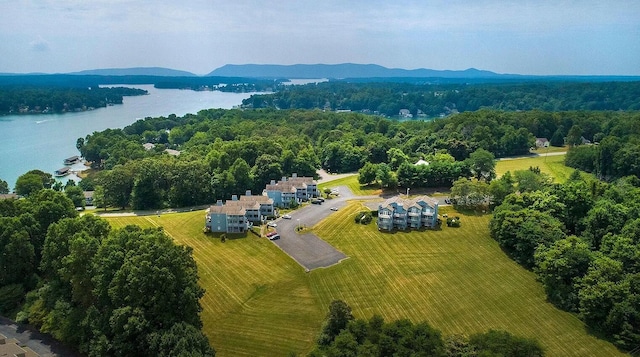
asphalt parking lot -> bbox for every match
[269,186,363,270]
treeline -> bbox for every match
[76,108,638,210]
[0,186,214,356]
[243,81,640,117]
[0,86,147,114]
[310,300,544,357]
[489,173,640,350]
[77,108,542,209]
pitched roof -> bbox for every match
[239,195,274,204]
[207,205,246,216]
[379,195,438,210]
[225,200,260,210]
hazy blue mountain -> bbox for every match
[207,63,516,79]
[69,67,197,77]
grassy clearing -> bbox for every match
[318,175,381,196]
[310,203,623,357]
[104,204,624,357]
[495,154,576,183]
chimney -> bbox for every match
[232,195,238,201]
[245,190,252,196]
[216,200,223,206]
[281,176,287,182]
[270,180,276,185]
[292,173,298,178]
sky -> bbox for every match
[1,0,639,75]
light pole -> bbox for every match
[406,187,410,197]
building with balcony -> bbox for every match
[204,191,275,233]
[264,173,319,207]
[377,195,439,231]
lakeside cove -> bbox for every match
[0,85,257,190]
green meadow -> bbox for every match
[105,201,623,357]
[495,154,576,183]
[318,175,380,196]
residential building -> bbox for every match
[264,174,318,207]
[377,195,439,231]
[535,137,550,148]
[83,191,94,206]
[239,192,275,219]
[205,203,249,233]
[0,333,40,357]
[399,109,413,118]
[204,192,275,232]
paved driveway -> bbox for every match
[269,186,378,270]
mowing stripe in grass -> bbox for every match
[105,204,624,357]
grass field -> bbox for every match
[318,175,381,196]
[495,154,576,183]
[105,204,624,357]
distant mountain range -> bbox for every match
[206,63,515,79]
[69,67,197,77]
[1,64,638,82]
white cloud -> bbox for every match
[29,36,49,52]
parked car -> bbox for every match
[269,234,280,240]
[444,198,452,204]
[267,222,277,227]
[317,197,325,202]
[266,231,277,238]
[311,200,322,205]
[282,214,292,219]
[330,207,339,211]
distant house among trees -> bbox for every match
[399,109,413,118]
[535,137,550,148]
[377,196,439,231]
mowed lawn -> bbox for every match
[496,154,576,183]
[318,174,381,196]
[105,203,624,357]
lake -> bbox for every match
[0,85,256,190]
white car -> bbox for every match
[330,207,339,211]
[282,214,292,219]
[267,222,277,227]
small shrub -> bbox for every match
[354,211,373,225]
[446,217,461,227]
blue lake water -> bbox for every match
[0,85,255,190]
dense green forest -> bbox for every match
[310,300,544,357]
[0,86,147,114]
[562,111,640,180]
[243,81,640,117]
[0,182,214,356]
[73,108,639,210]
